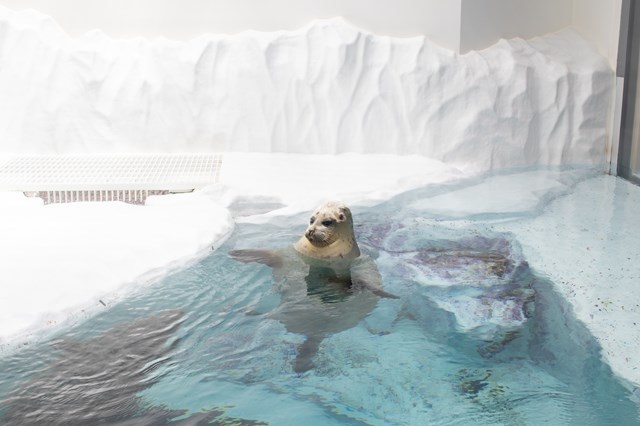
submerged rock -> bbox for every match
[360,222,536,344]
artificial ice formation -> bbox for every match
[0,7,612,173]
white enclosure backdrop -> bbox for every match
[0,6,612,174]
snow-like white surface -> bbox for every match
[0,7,612,174]
[216,152,463,220]
[0,189,234,343]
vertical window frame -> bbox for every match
[617,0,640,184]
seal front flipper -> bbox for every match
[351,277,400,299]
[350,256,400,299]
[229,249,283,268]
[367,285,400,299]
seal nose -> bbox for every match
[306,228,315,240]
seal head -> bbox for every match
[294,201,361,260]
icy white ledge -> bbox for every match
[0,189,234,345]
[0,7,612,173]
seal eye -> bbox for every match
[321,219,334,227]
[309,216,315,225]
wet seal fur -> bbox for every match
[230,201,398,373]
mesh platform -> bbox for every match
[0,153,223,204]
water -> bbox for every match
[1,168,639,425]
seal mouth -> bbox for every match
[306,230,331,247]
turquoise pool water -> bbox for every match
[1,169,639,425]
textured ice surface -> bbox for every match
[0,7,612,174]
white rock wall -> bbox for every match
[0,7,612,173]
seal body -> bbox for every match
[270,247,379,333]
[230,201,398,372]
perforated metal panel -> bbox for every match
[0,154,223,204]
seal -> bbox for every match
[230,201,398,373]
[293,201,361,260]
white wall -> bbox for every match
[572,0,622,71]
[459,0,573,53]
[571,0,623,172]
[0,0,620,58]
[0,0,462,51]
